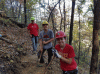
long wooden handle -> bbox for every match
[44,54,55,74]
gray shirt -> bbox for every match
[39,29,54,49]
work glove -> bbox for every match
[52,49,62,59]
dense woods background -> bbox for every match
[0,0,100,74]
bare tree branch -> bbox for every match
[48,0,61,22]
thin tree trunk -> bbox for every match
[12,8,14,20]
[64,0,66,32]
[59,1,63,30]
[97,59,100,74]
[78,12,80,64]
[18,4,21,21]
[11,0,13,17]
[69,0,75,45]
[51,13,56,46]
[90,0,100,74]
[24,0,27,25]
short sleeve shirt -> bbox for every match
[27,23,39,36]
[39,29,54,49]
[55,44,77,71]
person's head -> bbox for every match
[42,21,49,30]
[30,17,35,24]
[56,31,66,47]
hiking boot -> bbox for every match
[37,63,43,67]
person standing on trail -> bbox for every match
[39,20,54,65]
[27,17,39,54]
[54,31,78,74]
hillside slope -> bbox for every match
[0,17,62,74]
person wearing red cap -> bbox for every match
[54,31,78,74]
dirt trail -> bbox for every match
[20,54,49,74]
[19,48,62,74]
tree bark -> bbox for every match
[90,0,100,74]
[24,0,27,25]
[78,12,80,64]
[18,3,21,22]
[51,13,56,46]
[69,0,75,45]
[59,1,62,30]
[64,0,66,32]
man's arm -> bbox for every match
[43,30,54,44]
[43,38,54,44]
[60,57,73,64]
[55,50,73,64]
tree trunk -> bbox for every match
[59,1,62,30]
[97,60,100,74]
[78,13,80,64]
[64,0,66,32]
[24,0,27,25]
[90,0,100,74]
[69,0,75,45]
[18,4,21,22]
[51,13,56,46]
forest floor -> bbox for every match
[0,18,90,74]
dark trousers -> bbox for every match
[40,48,53,64]
[63,69,78,74]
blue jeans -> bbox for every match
[31,35,38,51]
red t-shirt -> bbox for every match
[27,23,39,36]
[55,44,77,71]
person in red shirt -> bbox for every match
[54,31,78,74]
[27,17,39,54]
